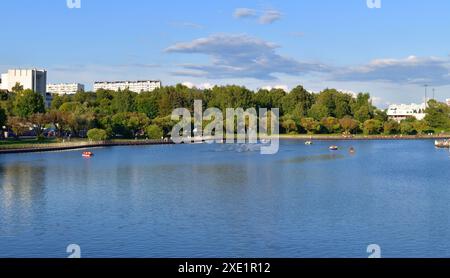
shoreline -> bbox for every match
[1,135,449,154]
[0,140,173,154]
[278,134,450,141]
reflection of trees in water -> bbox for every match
[0,163,47,234]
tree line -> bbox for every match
[1,83,449,141]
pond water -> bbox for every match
[0,139,449,258]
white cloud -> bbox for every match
[261,85,289,92]
[182,82,214,89]
[166,34,328,80]
[333,56,450,86]
[233,8,257,19]
[259,10,282,25]
[233,8,282,25]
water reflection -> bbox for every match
[279,154,346,164]
[0,163,47,235]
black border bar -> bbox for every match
[1,259,450,276]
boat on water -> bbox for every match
[305,141,313,145]
[435,140,450,148]
[82,151,94,157]
[329,145,339,151]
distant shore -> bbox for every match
[1,134,450,154]
[278,134,450,141]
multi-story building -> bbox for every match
[47,83,85,95]
[446,99,450,107]
[93,80,161,93]
[0,69,47,95]
[387,103,427,122]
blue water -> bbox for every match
[0,140,450,258]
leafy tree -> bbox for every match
[13,90,45,118]
[363,119,382,135]
[87,128,108,141]
[383,120,400,135]
[11,82,24,93]
[308,103,328,121]
[321,117,340,134]
[0,108,7,128]
[7,116,29,137]
[29,113,48,137]
[413,120,430,135]
[400,121,417,135]
[145,125,164,139]
[282,86,313,116]
[111,90,137,113]
[45,110,67,137]
[354,105,372,123]
[300,118,320,134]
[152,116,177,136]
[425,100,450,129]
[339,117,360,134]
[281,117,297,134]
[111,112,149,138]
[136,92,159,119]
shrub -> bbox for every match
[87,128,108,141]
[145,125,164,139]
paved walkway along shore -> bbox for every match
[0,140,174,154]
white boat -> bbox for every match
[435,140,450,148]
[305,141,313,145]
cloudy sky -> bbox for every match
[1,0,450,107]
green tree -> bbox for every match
[300,118,320,134]
[136,92,159,119]
[339,117,360,134]
[308,103,328,121]
[7,116,29,137]
[111,90,137,113]
[145,125,164,139]
[363,119,382,135]
[281,86,313,116]
[87,128,108,141]
[400,121,417,135]
[0,108,7,128]
[281,117,298,134]
[425,100,450,129]
[13,90,45,118]
[413,120,430,135]
[11,82,24,93]
[383,120,400,135]
[29,113,48,138]
[321,117,340,134]
[354,105,372,123]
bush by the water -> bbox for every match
[87,129,108,141]
[145,125,163,139]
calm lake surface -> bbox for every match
[1,139,450,258]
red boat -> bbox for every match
[82,151,94,158]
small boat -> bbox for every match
[82,151,94,158]
[305,141,313,145]
[329,145,339,151]
[349,147,356,154]
[435,140,450,148]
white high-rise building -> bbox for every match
[93,80,161,93]
[47,83,85,95]
[446,99,450,106]
[387,103,427,122]
[0,69,47,95]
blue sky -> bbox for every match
[1,0,450,107]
